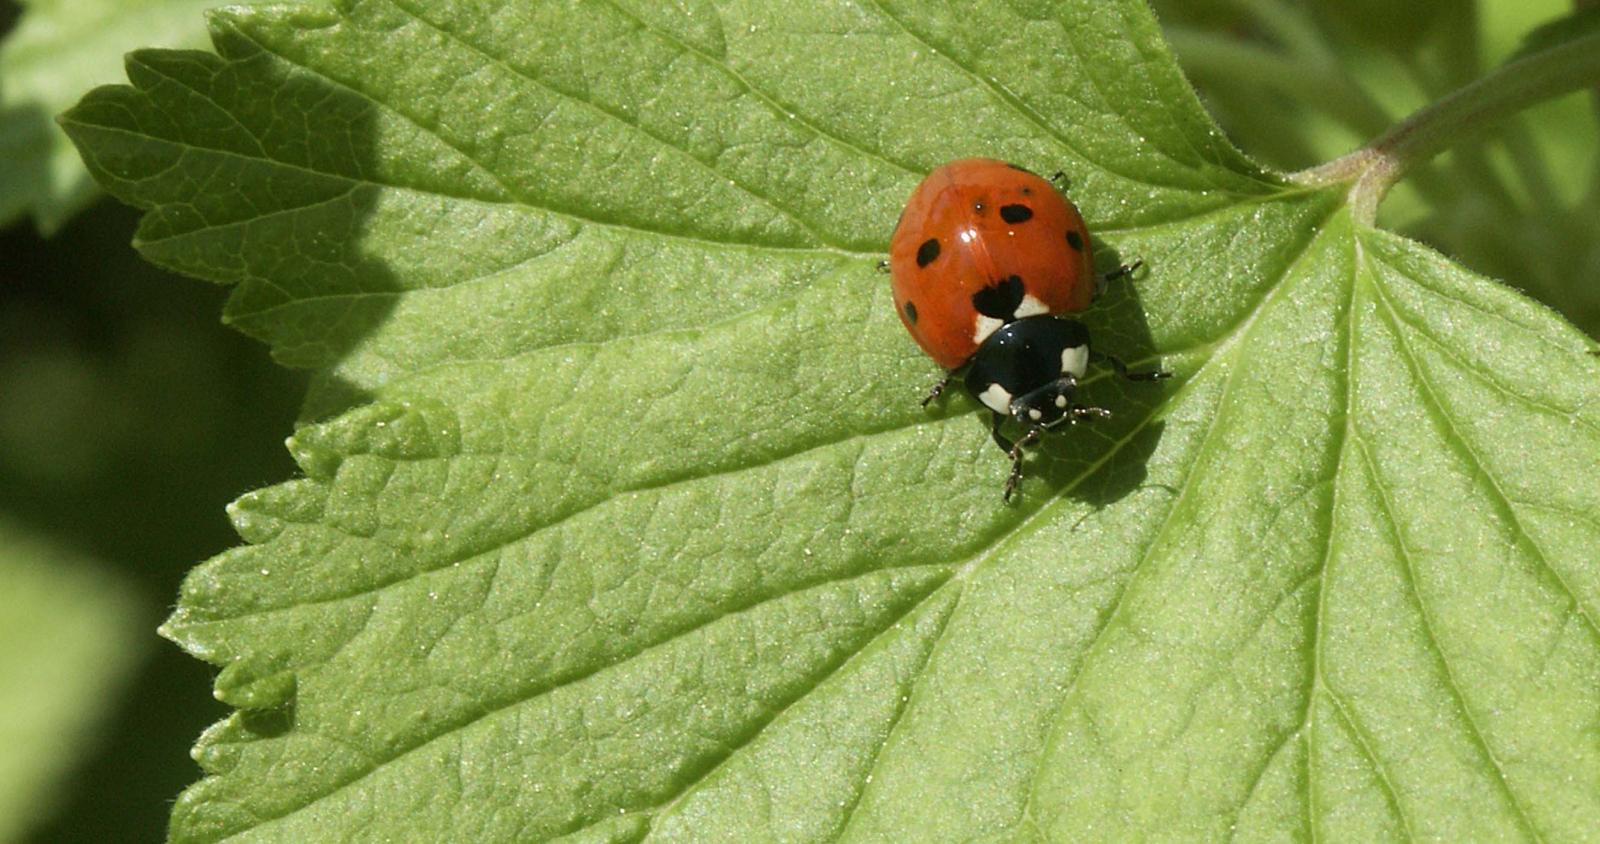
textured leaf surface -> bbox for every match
[61,1,1600,840]
[0,517,144,842]
[0,0,290,231]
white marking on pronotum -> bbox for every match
[1054,394,1068,408]
[973,314,1005,344]
[1060,345,1089,378]
[1014,294,1049,319]
[978,383,1013,413]
[1028,408,1043,421]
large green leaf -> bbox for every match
[61,0,1600,840]
[0,516,144,841]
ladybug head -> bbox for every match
[1008,383,1085,429]
[964,315,1093,424]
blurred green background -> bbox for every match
[0,0,1594,841]
[0,198,304,842]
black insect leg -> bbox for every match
[1003,426,1044,502]
[989,410,1015,453]
[1102,259,1143,284]
[1091,350,1170,382]
[876,259,890,273]
[921,369,958,407]
[1093,258,1143,299]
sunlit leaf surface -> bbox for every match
[63,1,1600,840]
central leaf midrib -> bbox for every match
[1296,227,1414,843]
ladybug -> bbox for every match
[886,158,1168,500]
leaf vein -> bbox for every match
[1227,724,1304,842]
[1365,266,1600,438]
[828,586,963,843]
[1325,685,1414,837]
[1297,215,1363,844]
[380,0,843,249]
[593,0,922,178]
[1019,207,1340,822]
[861,0,1254,195]
[218,409,951,626]
[243,562,955,837]
[1034,1,1226,185]
[63,119,878,258]
[211,22,522,203]
[568,580,961,842]
[1365,266,1600,648]
[1351,433,1544,842]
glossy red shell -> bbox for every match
[889,158,1095,369]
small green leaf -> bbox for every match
[61,1,1600,840]
[0,516,145,842]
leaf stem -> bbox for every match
[1292,25,1600,224]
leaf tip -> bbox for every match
[285,428,344,480]
[215,660,298,711]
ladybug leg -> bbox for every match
[921,369,958,407]
[1093,258,1144,299]
[1049,170,1071,189]
[1003,426,1045,502]
[1091,350,1171,382]
[876,259,890,273]
[1103,258,1142,283]
[989,410,1016,453]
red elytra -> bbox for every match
[888,158,1095,370]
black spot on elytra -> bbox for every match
[903,300,919,324]
[972,275,1026,319]
[916,238,940,268]
[1066,229,1084,251]
[1000,204,1033,224]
